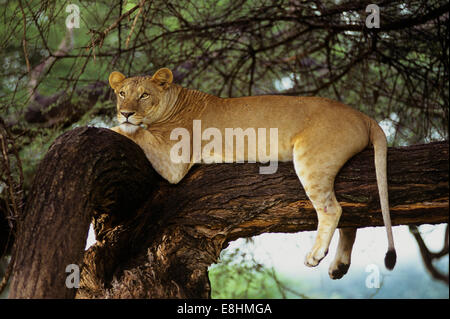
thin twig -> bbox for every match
[88,2,142,49]
[18,0,31,74]
[125,0,146,49]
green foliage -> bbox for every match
[209,264,283,299]
[209,239,309,299]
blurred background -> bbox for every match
[0,0,448,298]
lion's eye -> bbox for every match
[140,93,149,99]
[119,91,125,98]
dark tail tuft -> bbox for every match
[384,249,397,270]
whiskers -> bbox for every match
[117,113,143,134]
[119,123,140,134]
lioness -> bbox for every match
[108,68,396,279]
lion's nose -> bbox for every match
[121,112,135,119]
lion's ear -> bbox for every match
[151,68,173,89]
[109,71,126,91]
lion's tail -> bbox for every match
[369,119,396,270]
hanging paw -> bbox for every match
[328,262,350,279]
[304,246,328,267]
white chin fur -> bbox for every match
[119,123,139,134]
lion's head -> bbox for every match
[108,68,174,134]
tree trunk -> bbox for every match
[8,127,448,298]
[8,127,158,298]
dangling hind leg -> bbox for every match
[292,139,347,267]
[292,118,369,269]
[328,228,357,279]
[304,190,342,267]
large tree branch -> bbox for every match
[8,127,158,298]
[7,128,448,298]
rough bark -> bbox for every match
[8,127,158,298]
[7,127,449,299]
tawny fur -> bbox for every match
[108,68,396,278]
